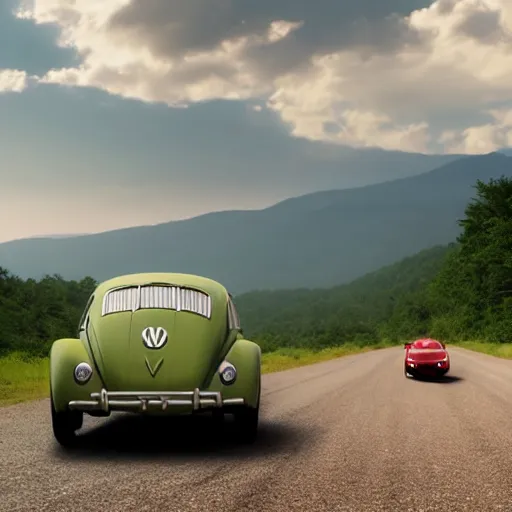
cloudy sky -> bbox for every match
[1,0,511,242]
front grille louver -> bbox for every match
[102,285,212,319]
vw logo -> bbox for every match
[141,327,168,349]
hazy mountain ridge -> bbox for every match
[3,149,460,245]
[1,152,510,293]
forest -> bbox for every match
[0,176,510,358]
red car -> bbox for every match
[404,338,450,378]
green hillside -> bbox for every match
[235,245,451,351]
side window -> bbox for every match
[227,295,241,330]
[78,294,94,335]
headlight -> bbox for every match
[74,362,93,384]
[218,361,237,385]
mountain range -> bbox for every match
[1,152,510,294]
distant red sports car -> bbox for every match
[404,338,450,378]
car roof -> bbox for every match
[95,272,228,297]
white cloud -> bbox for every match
[440,109,512,154]
[18,0,512,153]
[0,69,29,93]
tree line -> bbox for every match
[0,271,96,357]
[0,176,510,357]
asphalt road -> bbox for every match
[2,346,512,511]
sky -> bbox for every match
[1,0,511,243]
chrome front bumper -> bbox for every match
[68,388,245,413]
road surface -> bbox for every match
[2,346,512,511]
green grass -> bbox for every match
[0,352,50,407]
[451,341,512,359]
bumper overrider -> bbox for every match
[68,389,245,413]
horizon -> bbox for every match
[2,0,512,243]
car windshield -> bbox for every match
[412,339,443,350]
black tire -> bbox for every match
[234,387,260,444]
[212,408,224,421]
[211,408,225,431]
[404,366,413,378]
[234,406,259,444]
[51,394,83,448]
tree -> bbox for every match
[429,176,512,341]
[0,269,97,357]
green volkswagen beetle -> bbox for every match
[49,272,261,447]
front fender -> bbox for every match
[50,338,105,413]
[208,338,261,408]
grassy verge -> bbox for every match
[451,341,512,359]
[0,352,50,407]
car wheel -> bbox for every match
[234,389,260,444]
[404,366,413,378]
[234,406,259,444]
[211,408,225,430]
[51,394,83,448]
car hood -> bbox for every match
[407,349,448,362]
[86,309,226,391]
